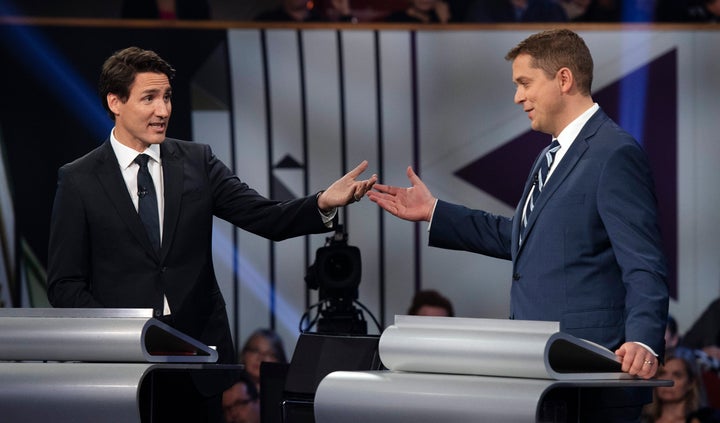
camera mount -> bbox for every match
[303,225,368,335]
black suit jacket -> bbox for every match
[47,138,331,363]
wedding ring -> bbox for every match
[353,194,362,202]
[643,360,654,366]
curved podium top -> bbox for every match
[0,308,218,363]
[379,315,628,380]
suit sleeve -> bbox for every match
[429,200,513,260]
[202,144,331,240]
[46,166,103,308]
[597,143,669,356]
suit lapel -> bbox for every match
[95,140,160,260]
[515,109,607,257]
[159,140,183,261]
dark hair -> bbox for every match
[241,328,288,364]
[505,29,594,96]
[98,46,175,120]
[407,289,455,317]
[667,314,678,337]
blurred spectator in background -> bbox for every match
[407,289,455,317]
[656,0,720,22]
[386,0,452,23]
[641,355,703,423]
[122,0,210,19]
[222,370,260,423]
[666,314,682,352]
[239,328,288,390]
[254,0,354,22]
[562,0,622,21]
[464,0,567,22]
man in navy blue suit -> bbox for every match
[368,29,668,421]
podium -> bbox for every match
[314,316,672,423]
[0,308,239,423]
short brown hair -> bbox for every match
[98,46,175,120]
[407,289,455,317]
[505,29,594,96]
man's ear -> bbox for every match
[557,67,574,93]
[107,93,121,117]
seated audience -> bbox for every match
[254,0,353,22]
[463,0,567,22]
[386,0,452,23]
[407,289,455,317]
[656,0,720,22]
[121,0,210,19]
[222,370,260,423]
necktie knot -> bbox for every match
[134,153,151,169]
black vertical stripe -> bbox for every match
[260,29,277,330]
[336,30,350,230]
[297,29,312,312]
[410,31,422,293]
[222,38,241,355]
[374,30,387,328]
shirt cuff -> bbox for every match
[316,190,336,228]
[634,342,658,357]
[426,198,439,232]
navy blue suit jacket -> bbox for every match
[429,108,669,357]
[47,138,332,363]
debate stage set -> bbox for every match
[0,308,670,422]
[2,17,717,423]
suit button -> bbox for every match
[160,266,167,273]
[512,272,521,281]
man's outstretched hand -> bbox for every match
[318,160,377,211]
[367,166,436,222]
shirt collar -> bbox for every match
[109,129,162,169]
[554,103,599,150]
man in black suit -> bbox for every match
[47,46,377,364]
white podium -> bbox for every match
[0,308,237,423]
[314,316,671,423]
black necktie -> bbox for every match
[135,154,161,252]
[520,139,560,245]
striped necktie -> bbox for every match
[520,139,560,245]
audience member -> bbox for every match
[407,289,455,317]
[642,355,703,423]
[463,0,567,22]
[121,0,210,19]
[665,314,697,364]
[222,370,260,423]
[254,0,354,22]
[656,0,720,22]
[240,328,288,390]
[386,0,452,23]
[568,0,622,21]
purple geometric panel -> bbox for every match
[454,49,678,299]
[455,130,548,209]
